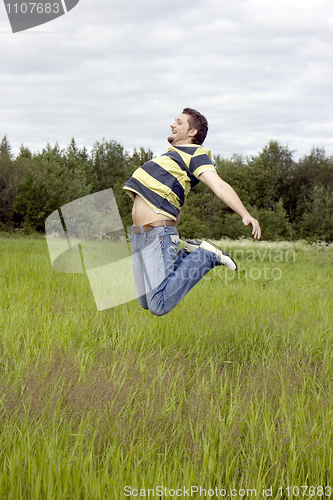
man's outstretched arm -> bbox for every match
[199,171,261,239]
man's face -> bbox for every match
[167,113,197,146]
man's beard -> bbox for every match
[167,134,174,144]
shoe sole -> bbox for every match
[203,239,238,271]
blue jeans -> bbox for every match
[130,225,221,316]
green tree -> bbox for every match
[246,140,295,210]
[0,138,33,230]
[285,148,333,228]
[90,140,133,192]
[214,154,254,207]
[0,148,14,229]
[131,147,154,168]
[17,144,32,159]
[12,141,92,232]
[299,185,333,241]
[0,135,12,158]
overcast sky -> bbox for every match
[1,0,333,161]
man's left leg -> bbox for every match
[145,228,224,316]
[131,225,236,316]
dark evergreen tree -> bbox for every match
[90,139,132,192]
[0,135,12,157]
[17,144,32,159]
[12,141,92,232]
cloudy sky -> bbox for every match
[1,0,333,161]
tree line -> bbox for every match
[1,135,333,241]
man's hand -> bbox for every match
[242,215,261,239]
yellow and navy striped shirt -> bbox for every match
[123,145,216,220]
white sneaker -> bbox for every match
[183,239,237,271]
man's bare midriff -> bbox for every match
[132,194,180,226]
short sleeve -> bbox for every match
[189,151,216,179]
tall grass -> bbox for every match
[0,235,333,498]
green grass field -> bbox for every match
[0,234,333,499]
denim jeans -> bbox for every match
[130,225,221,316]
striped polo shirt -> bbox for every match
[123,144,216,220]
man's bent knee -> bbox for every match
[147,296,170,316]
[148,303,167,316]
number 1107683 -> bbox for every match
[5,3,60,14]
[278,486,331,497]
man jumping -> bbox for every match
[123,108,261,316]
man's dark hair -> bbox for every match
[182,107,208,145]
